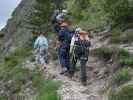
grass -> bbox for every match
[110,27,133,44]
[0,47,61,100]
[112,68,131,85]
[94,47,114,61]
[94,47,131,65]
[108,85,133,100]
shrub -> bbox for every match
[4,48,32,67]
[112,68,131,85]
[110,29,133,44]
[117,49,130,58]
[0,47,61,100]
[94,47,114,61]
[108,85,133,100]
[119,57,133,67]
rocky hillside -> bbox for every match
[0,0,36,54]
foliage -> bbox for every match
[110,28,133,43]
[108,85,133,100]
[30,0,54,32]
[102,0,130,25]
[117,49,130,59]
[112,68,131,85]
[120,57,133,67]
[94,47,114,61]
[65,0,133,30]
[0,48,61,100]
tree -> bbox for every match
[102,0,130,25]
[30,0,54,32]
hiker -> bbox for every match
[70,29,91,85]
[34,32,48,70]
[52,9,68,34]
[57,22,72,74]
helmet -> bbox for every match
[60,22,68,27]
[62,9,68,13]
[75,27,82,33]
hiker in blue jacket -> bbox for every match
[34,32,48,70]
[57,22,72,74]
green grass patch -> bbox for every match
[94,47,114,61]
[112,68,131,85]
[110,28,133,44]
[0,47,61,100]
[108,85,133,100]
[119,57,133,67]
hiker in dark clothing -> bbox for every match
[57,22,72,74]
[70,29,91,85]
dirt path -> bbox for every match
[43,35,109,100]
[45,55,107,100]
[24,35,108,100]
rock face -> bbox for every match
[0,0,36,54]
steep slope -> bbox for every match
[0,0,36,54]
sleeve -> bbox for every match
[70,36,75,54]
[70,36,75,46]
[34,38,39,48]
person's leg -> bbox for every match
[58,47,64,67]
[39,47,48,70]
[35,48,40,64]
[80,59,87,85]
[58,47,67,74]
[80,49,89,85]
[69,55,77,76]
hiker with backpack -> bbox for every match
[52,9,68,34]
[34,32,48,70]
[69,28,91,85]
[57,22,72,74]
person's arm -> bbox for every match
[34,38,39,49]
[70,36,75,54]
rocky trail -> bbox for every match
[46,58,106,100]
[24,35,109,100]
[42,35,109,100]
[26,33,133,100]
[23,32,133,100]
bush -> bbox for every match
[4,48,32,66]
[112,68,131,85]
[0,47,61,100]
[117,49,130,58]
[108,85,133,100]
[110,28,133,44]
[94,47,114,61]
[119,57,133,67]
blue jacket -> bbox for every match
[34,35,48,49]
[58,28,72,49]
[58,28,72,42]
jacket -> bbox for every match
[34,35,48,49]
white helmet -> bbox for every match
[75,27,82,33]
[62,9,68,13]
